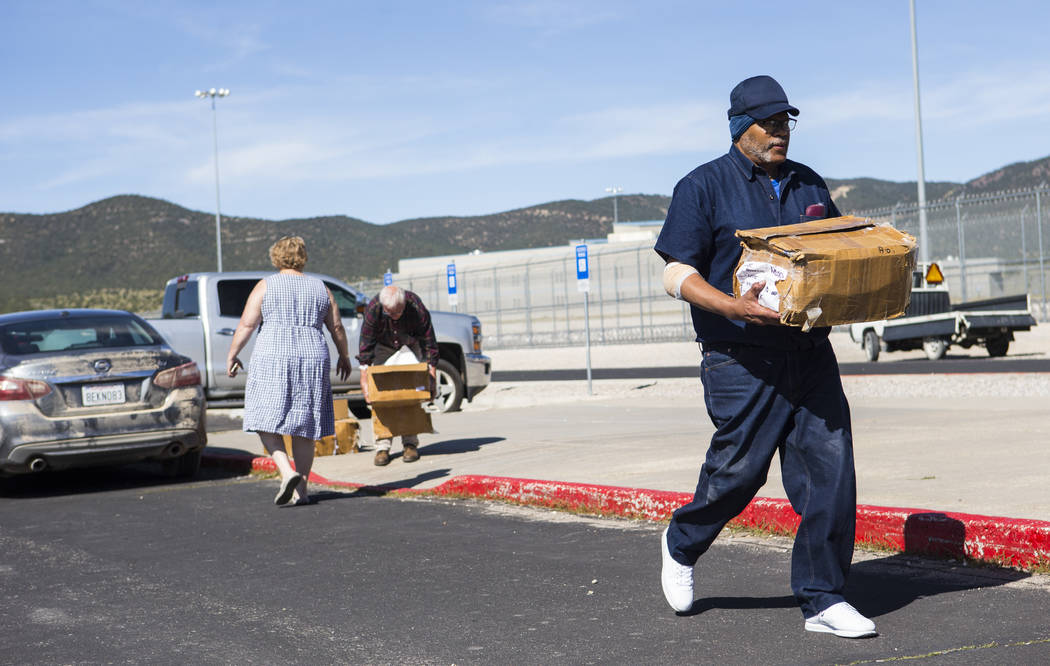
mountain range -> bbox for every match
[2,154,1049,314]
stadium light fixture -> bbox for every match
[195,87,230,271]
[605,186,623,225]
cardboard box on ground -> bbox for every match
[366,362,434,440]
[733,216,917,331]
[282,397,360,456]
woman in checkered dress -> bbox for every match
[226,237,352,506]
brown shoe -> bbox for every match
[374,450,390,466]
[402,444,420,463]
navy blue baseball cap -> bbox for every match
[727,75,799,120]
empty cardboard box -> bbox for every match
[366,363,431,407]
[367,362,433,440]
[371,405,433,440]
[733,216,917,330]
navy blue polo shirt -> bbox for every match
[655,145,841,350]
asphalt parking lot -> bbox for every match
[1,469,1047,665]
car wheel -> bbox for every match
[923,337,948,360]
[161,448,201,478]
[432,358,465,413]
[863,330,880,362]
[986,336,1010,357]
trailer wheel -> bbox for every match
[923,337,948,360]
[986,336,1010,357]
[862,330,880,362]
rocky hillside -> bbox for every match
[3,154,1048,313]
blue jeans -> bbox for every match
[666,340,856,618]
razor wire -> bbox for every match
[358,184,1049,349]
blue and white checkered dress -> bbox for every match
[242,274,334,440]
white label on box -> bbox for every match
[735,261,786,312]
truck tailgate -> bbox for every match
[881,313,958,342]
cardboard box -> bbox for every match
[733,216,917,330]
[333,397,350,421]
[279,403,361,457]
[371,404,433,440]
[334,418,359,454]
[283,434,337,457]
[366,363,431,407]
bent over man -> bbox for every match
[655,75,876,638]
[357,285,439,466]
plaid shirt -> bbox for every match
[356,289,439,367]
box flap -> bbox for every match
[735,215,873,242]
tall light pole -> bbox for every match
[605,186,622,225]
[909,1,929,266]
[195,87,230,272]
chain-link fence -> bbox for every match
[366,185,1050,350]
[862,186,1050,316]
[357,243,693,349]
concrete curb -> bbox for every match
[204,453,1050,572]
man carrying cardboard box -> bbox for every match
[357,285,439,466]
[654,75,876,638]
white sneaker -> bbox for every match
[660,527,694,612]
[804,602,877,638]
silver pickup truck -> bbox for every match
[147,272,491,413]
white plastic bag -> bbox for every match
[383,345,420,366]
[735,261,786,312]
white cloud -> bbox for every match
[803,62,1050,130]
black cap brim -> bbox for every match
[747,101,799,119]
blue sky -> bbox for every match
[3,1,1049,224]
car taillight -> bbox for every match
[472,321,483,353]
[0,376,52,400]
[153,362,201,389]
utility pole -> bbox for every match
[195,87,230,271]
[909,0,929,266]
[605,186,622,225]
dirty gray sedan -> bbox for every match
[0,309,206,477]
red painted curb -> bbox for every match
[237,456,1050,571]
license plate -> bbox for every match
[82,383,126,407]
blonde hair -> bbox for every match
[269,236,308,270]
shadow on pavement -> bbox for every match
[680,546,1031,619]
[0,459,248,499]
[846,551,1031,619]
[372,467,452,491]
[306,468,454,500]
[679,594,797,617]
[419,437,505,456]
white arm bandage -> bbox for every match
[662,262,699,300]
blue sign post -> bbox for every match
[575,244,590,292]
[383,271,393,286]
[446,263,458,310]
[575,245,593,395]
